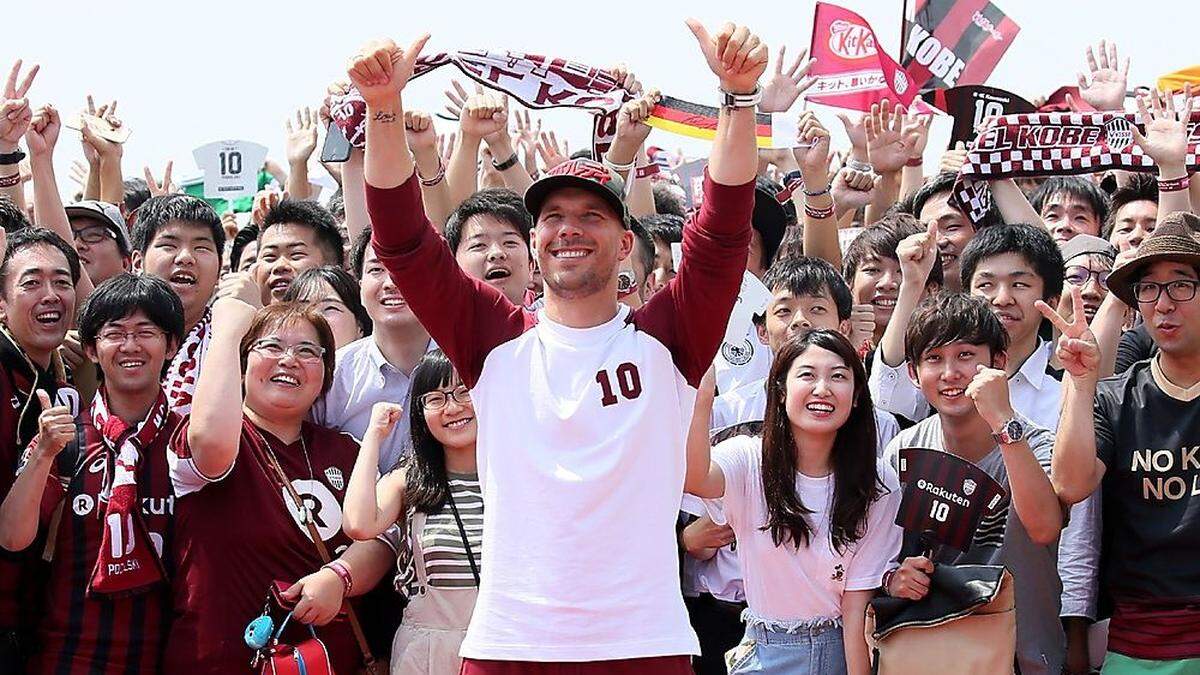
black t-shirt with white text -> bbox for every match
[1095,358,1200,603]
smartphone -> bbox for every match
[320,122,352,163]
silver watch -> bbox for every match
[991,417,1027,446]
[719,85,762,109]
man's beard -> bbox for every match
[543,258,616,300]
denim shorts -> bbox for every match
[725,613,847,675]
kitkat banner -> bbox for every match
[806,2,918,111]
[903,0,1020,91]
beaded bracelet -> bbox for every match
[418,159,446,187]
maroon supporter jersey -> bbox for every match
[165,417,361,674]
[26,416,179,675]
[897,447,1007,553]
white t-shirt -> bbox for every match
[709,435,903,621]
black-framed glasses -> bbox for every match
[1131,279,1200,304]
[250,337,326,363]
[72,224,116,245]
[419,385,472,411]
[1064,266,1111,289]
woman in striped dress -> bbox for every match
[342,349,482,674]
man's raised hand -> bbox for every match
[1077,40,1129,112]
[686,20,769,94]
[866,100,915,174]
[1037,287,1100,380]
[24,104,60,157]
[613,89,662,151]
[0,60,38,148]
[759,45,817,113]
[460,88,509,141]
[347,35,431,108]
[143,161,175,197]
[285,107,319,166]
[896,222,939,286]
[1131,87,1193,172]
[404,110,438,155]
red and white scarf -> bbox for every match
[953,111,1200,224]
[88,388,170,597]
[163,308,211,415]
[330,50,631,156]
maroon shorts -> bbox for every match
[460,655,694,674]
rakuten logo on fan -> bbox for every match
[828,20,876,60]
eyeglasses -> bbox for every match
[1131,279,1200,304]
[72,224,116,245]
[249,337,326,363]
[419,385,472,411]
[97,327,165,345]
[1064,266,1110,289]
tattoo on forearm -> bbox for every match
[373,111,397,123]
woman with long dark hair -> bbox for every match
[342,349,481,674]
[685,329,903,675]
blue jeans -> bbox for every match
[726,615,847,674]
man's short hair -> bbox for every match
[843,213,944,288]
[260,199,345,267]
[630,218,655,278]
[904,292,1009,366]
[959,223,1064,300]
[761,256,853,321]
[902,171,999,228]
[79,273,186,350]
[0,227,82,290]
[0,196,30,233]
[444,188,532,253]
[1103,173,1158,238]
[123,178,152,214]
[640,213,684,245]
[1029,176,1111,224]
[131,194,225,255]
[350,227,374,280]
[231,224,260,271]
[651,183,688,219]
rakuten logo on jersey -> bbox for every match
[828,20,876,60]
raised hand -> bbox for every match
[759,45,817,113]
[143,161,175,197]
[0,60,39,147]
[33,389,74,461]
[1036,287,1100,379]
[612,89,663,151]
[285,107,319,166]
[511,109,540,150]
[24,104,61,157]
[213,269,263,323]
[896,222,939,286]
[847,304,876,351]
[793,112,832,181]
[404,109,438,155]
[835,111,869,159]
[251,189,282,225]
[902,111,933,162]
[536,130,569,171]
[1131,87,1193,171]
[367,402,405,435]
[966,364,1015,430]
[319,80,351,127]
[940,141,968,175]
[866,100,915,174]
[460,88,509,141]
[1077,40,1129,112]
[346,35,431,108]
[830,166,878,217]
[437,132,456,165]
[685,19,769,93]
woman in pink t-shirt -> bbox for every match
[686,329,903,675]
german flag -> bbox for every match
[647,96,776,148]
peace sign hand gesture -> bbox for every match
[1036,287,1100,380]
[0,60,39,147]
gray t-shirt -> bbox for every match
[883,416,1064,675]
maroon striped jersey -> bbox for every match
[26,414,179,675]
[897,447,1006,553]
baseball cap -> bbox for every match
[1059,234,1116,265]
[65,200,131,253]
[524,159,630,229]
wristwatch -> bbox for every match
[719,85,762,110]
[991,417,1027,446]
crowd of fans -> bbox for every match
[0,16,1196,675]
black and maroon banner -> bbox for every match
[903,0,1020,91]
[897,447,1006,553]
[923,85,1034,148]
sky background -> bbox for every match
[5,0,1195,198]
